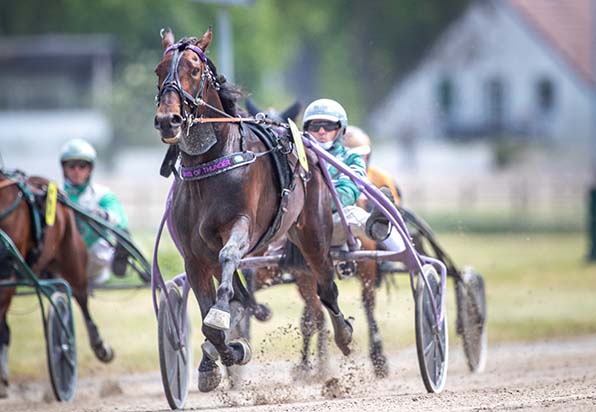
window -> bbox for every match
[437,77,454,117]
[536,78,555,113]
[486,77,505,129]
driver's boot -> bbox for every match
[365,187,395,241]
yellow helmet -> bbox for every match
[344,125,371,156]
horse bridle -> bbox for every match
[156,42,221,127]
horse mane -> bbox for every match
[179,36,244,117]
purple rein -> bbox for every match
[163,42,207,62]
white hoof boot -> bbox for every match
[204,308,230,330]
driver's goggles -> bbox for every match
[64,160,91,170]
[306,121,340,132]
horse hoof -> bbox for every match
[328,312,353,356]
[204,307,230,330]
[0,381,8,399]
[198,366,222,392]
[291,363,311,382]
[373,358,389,378]
[94,343,115,363]
[253,304,272,322]
[336,318,354,356]
[229,338,252,365]
[371,342,388,378]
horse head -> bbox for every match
[154,28,239,156]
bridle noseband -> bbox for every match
[156,42,221,125]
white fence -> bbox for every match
[106,173,587,232]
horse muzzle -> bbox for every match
[154,112,183,144]
[161,134,181,145]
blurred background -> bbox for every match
[1,0,596,384]
[1,0,591,234]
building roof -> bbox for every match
[507,0,594,85]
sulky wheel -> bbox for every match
[46,292,78,402]
[158,281,192,410]
[415,264,448,393]
[456,266,487,373]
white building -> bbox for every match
[0,35,113,179]
[372,0,594,148]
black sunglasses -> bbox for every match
[306,121,340,132]
[64,160,91,170]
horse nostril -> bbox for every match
[171,114,183,127]
[154,116,161,130]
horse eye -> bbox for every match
[192,68,200,76]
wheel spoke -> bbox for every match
[423,338,434,359]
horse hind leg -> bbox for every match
[292,269,327,380]
[362,272,388,378]
[316,281,353,356]
[289,237,353,356]
[57,212,114,363]
[237,268,271,322]
[62,259,114,363]
[314,304,329,378]
[76,292,114,363]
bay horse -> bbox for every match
[153,27,353,392]
[0,170,114,398]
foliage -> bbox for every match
[0,0,470,142]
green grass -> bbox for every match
[5,231,596,380]
[418,209,583,233]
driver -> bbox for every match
[303,98,405,253]
[59,138,130,286]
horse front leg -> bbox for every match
[204,218,250,331]
[192,272,249,392]
[0,288,15,398]
[202,218,251,366]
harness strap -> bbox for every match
[178,151,268,181]
[244,122,297,255]
[0,179,22,222]
[192,116,253,124]
[0,191,23,222]
[19,182,45,266]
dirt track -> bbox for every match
[2,336,596,411]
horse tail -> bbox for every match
[278,239,310,273]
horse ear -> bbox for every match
[245,98,262,116]
[160,27,174,49]
[197,26,213,51]
[280,101,303,122]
